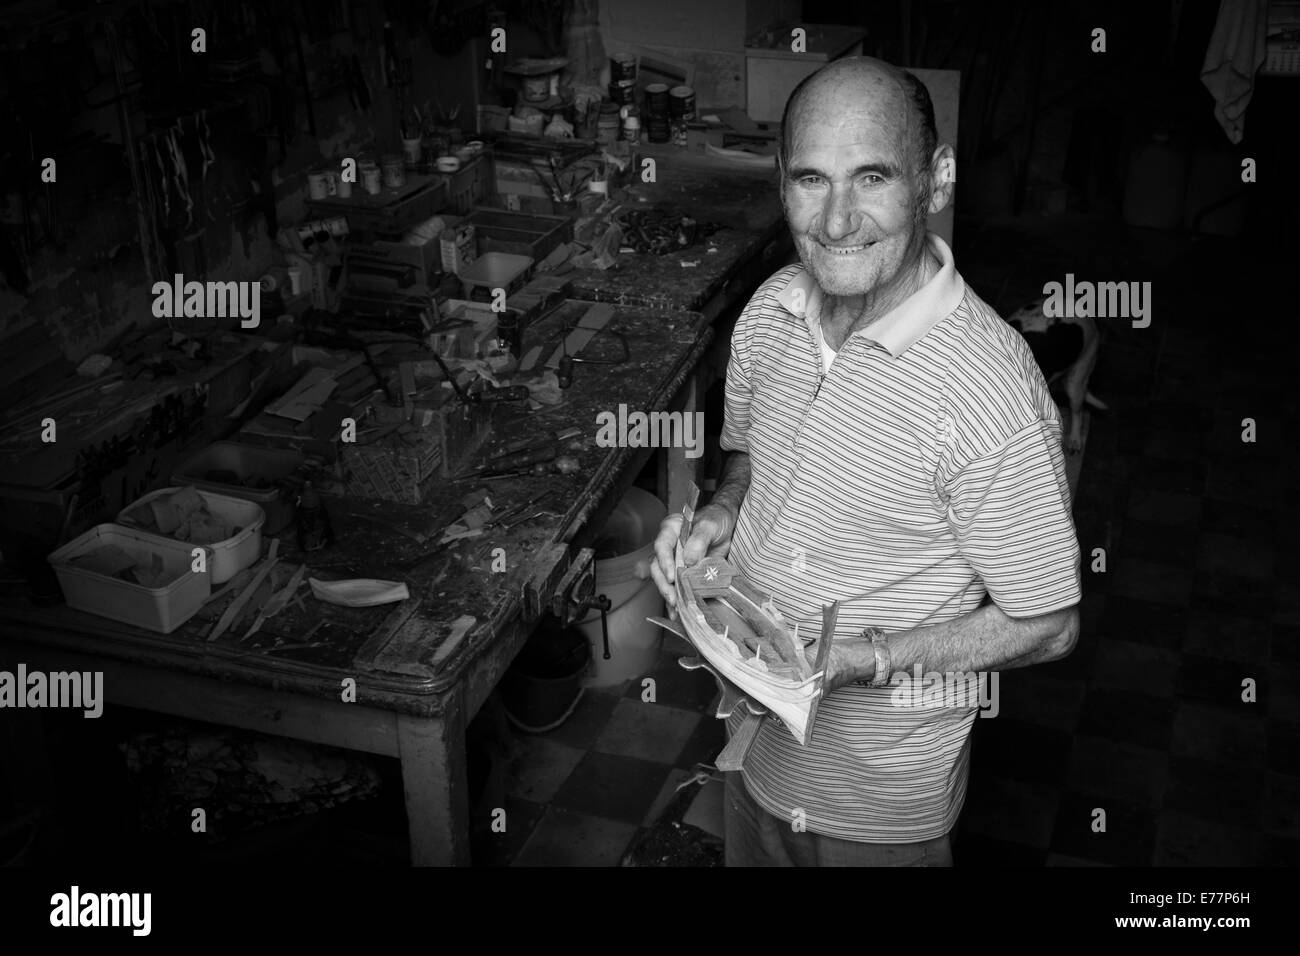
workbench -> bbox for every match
[0,152,790,867]
[564,145,789,323]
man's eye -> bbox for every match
[858,174,885,186]
[797,176,825,187]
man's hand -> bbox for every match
[805,635,875,694]
[649,502,737,614]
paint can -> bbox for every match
[644,83,670,114]
[669,85,696,121]
[597,105,621,145]
[307,169,329,200]
[610,53,637,84]
[336,173,352,198]
[360,160,381,195]
[402,136,423,164]
[608,81,636,106]
[381,154,406,189]
[646,111,671,143]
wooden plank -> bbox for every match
[354,598,424,669]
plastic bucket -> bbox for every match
[578,486,667,686]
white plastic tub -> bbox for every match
[48,524,211,634]
[459,252,534,301]
[578,486,667,686]
[117,487,265,585]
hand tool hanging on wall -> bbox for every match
[151,138,170,219]
[197,110,215,182]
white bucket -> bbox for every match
[578,486,666,686]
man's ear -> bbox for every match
[927,144,956,215]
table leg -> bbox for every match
[396,694,470,866]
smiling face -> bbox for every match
[780,62,938,301]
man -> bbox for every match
[649,57,1082,867]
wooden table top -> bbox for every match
[565,146,788,313]
[0,303,711,718]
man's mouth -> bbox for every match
[817,240,875,255]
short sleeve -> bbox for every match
[719,313,754,454]
[945,418,1081,617]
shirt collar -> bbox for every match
[774,233,966,358]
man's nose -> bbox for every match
[821,185,857,240]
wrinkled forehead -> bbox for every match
[785,67,916,167]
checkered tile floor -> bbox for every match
[473,225,1298,866]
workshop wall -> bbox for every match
[598,0,800,109]
[0,0,481,368]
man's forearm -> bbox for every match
[833,602,1078,686]
[707,451,751,525]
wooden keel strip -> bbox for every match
[797,601,841,745]
[715,708,764,772]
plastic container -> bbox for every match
[501,622,591,732]
[458,252,535,302]
[117,487,265,585]
[172,442,304,534]
[48,524,211,634]
[578,486,667,686]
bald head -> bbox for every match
[779,57,937,180]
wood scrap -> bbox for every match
[207,539,280,642]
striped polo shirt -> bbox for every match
[720,233,1081,843]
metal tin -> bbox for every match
[669,85,696,121]
[644,83,670,113]
[610,53,637,83]
[361,162,382,195]
[381,154,405,189]
[646,112,671,143]
[608,81,636,106]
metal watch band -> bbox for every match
[855,626,891,687]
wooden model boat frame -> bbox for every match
[650,487,839,766]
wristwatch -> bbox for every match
[855,626,892,688]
